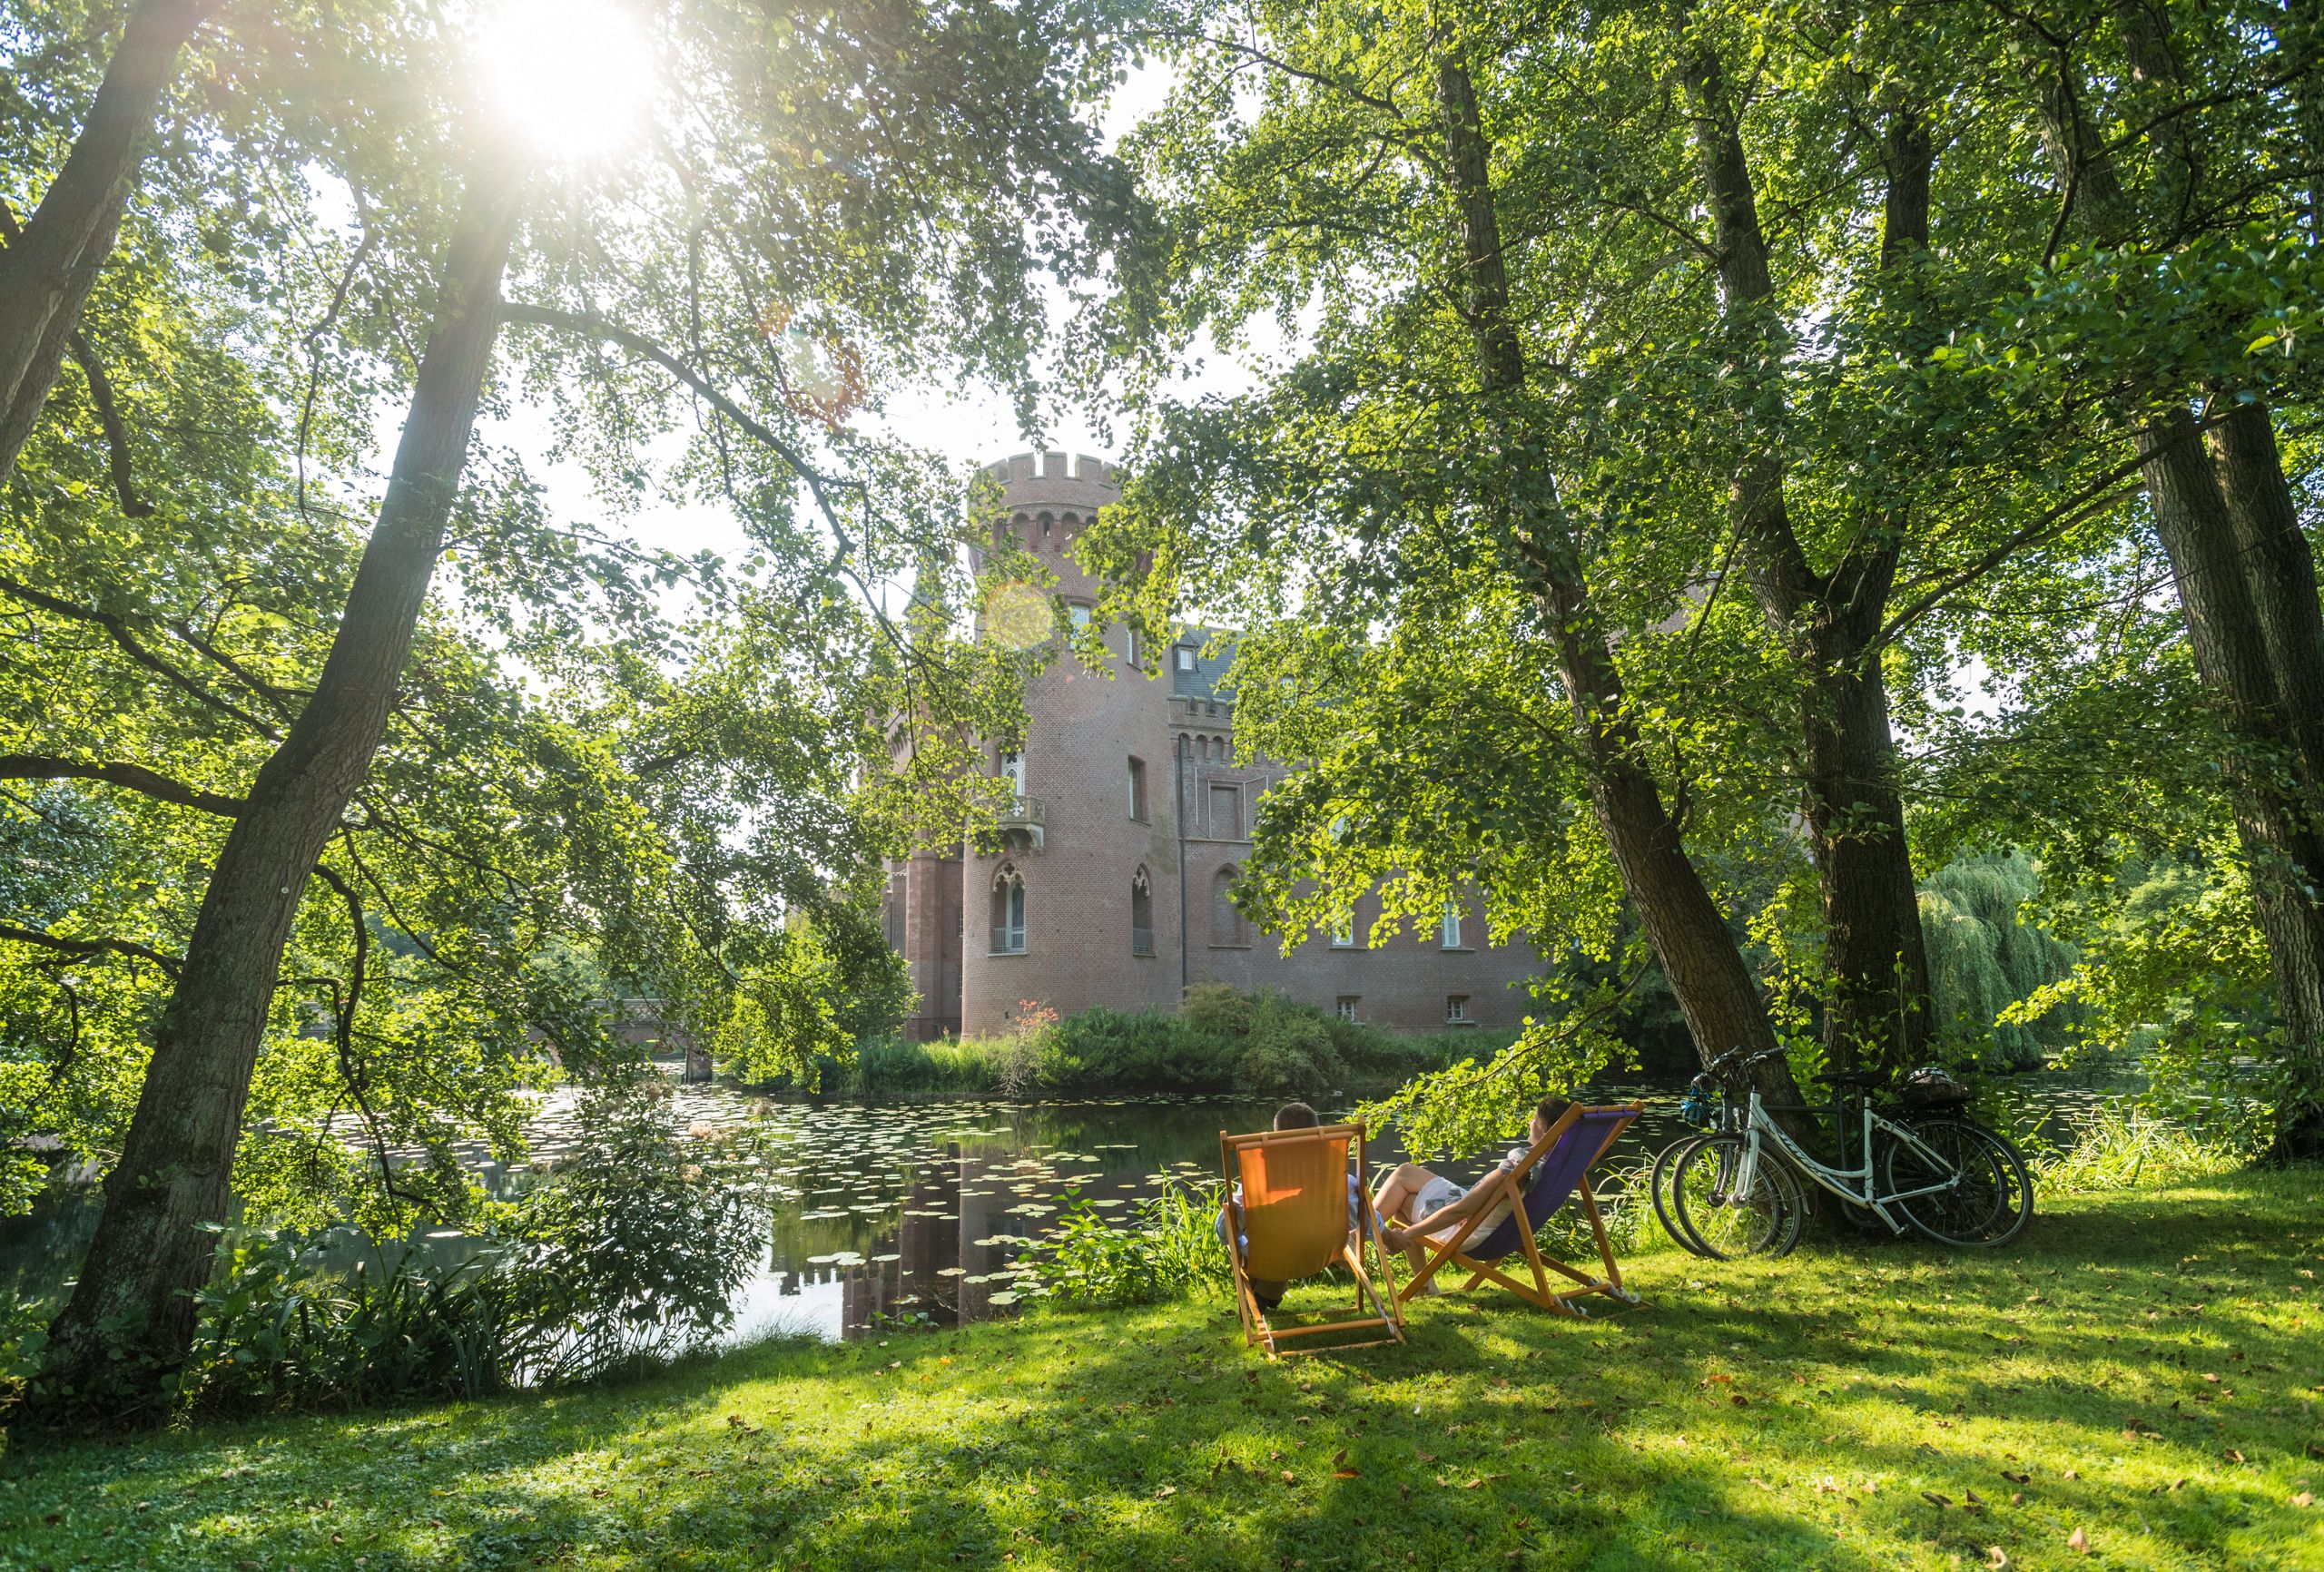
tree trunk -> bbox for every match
[1682,50,1935,1071]
[2030,33,2324,1157]
[2201,403,2324,1158]
[1801,611,1934,1069]
[40,158,527,1410]
[0,0,216,474]
[1433,57,1795,1109]
[2138,411,2324,1160]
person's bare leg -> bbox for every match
[1372,1163,1444,1282]
[1372,1162,1437,1227]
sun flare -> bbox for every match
[476,0,654,161]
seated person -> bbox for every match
[1216,1101,1365,1312]
[1372,1096,1571,1282]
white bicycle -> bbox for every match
[1658,1046,2034,1259]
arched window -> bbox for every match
[1130,867,1154,956]
[1210,866,1248,948]
[990,865,1026,954]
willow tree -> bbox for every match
[11,0,1124,1410]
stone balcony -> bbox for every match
[994,792,1046,852]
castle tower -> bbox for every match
[882,451,1545,1041]
[955,452,1182,1034]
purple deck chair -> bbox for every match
[1394,1103,1643,1316]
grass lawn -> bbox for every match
[3,1168,2319,1571]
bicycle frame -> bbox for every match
[1728,1091,1965,1234]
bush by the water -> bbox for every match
[1014,1176,1234,1307]
[751,985,1486,1099]
[7,1079,783,1419]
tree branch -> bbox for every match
[0,753,243,815]
[0,571,280,737]
[64,329,153,517]
[0,921,181,978]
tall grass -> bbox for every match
[2021,1098,2247,1194]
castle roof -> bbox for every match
[1172,626,1237,702]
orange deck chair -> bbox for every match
[1220,1121,1403,1359]
[1395,1102,1644,1317]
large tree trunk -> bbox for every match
[0,0,216,473]
[1434,58,1795,1108]
[2206,401,2324,1155]
[40,160,527,1410]
[1682,51,1935,1070]
[2033,34,2324,1157]
[2138,412,2324,1159]
[1800,607,1933,1068]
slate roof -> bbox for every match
[1171,626,1237,701]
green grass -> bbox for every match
[5,1170,2321,1570]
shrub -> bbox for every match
[1014,1177,1231,1306]
[166,1077,781,1414]
[754,987,1451,1100]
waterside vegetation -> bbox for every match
[747,986,1500,1101]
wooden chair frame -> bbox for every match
[1393,1102,1645,1317]
[1220,1121,1404,1360]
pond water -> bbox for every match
[0,1071,2113,1345]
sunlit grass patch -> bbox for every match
[2,1167,2319,1569]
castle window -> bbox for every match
[1336,996,1361,1022]
[990,866,1026,954]
[1441,899,1465,950]
[1127,626,1142,665]
[885,870,907,949]
[1000,748,1026,800]
[1210,867,1248,948]
[1329,910,1356,948]
[1127,756,1147,820]
[1068,603,1091,632]
[1131,867,1155,956]
[1175,645,1196,673]
[1208,782,1240,839]
[1447,994,1472,1025]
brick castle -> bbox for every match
[881,452,1543,1038]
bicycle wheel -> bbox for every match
[1669,1134,1805,1260]
[1881,1117,2034,1247]
[1649,1137,1712,1256]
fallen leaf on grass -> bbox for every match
[2293,1491,2314,1508]
[1985,1550,2009,1569]
[2068,1527,2090,1554]
[1922,1492,1951,1508]
[2001,1470,2030,1484]
[2223,1449,2246,1463]
[1280,1471,1296,1485]
[1334,1469,1360,1479]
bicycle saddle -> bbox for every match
[1812,1068,1887,1086]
